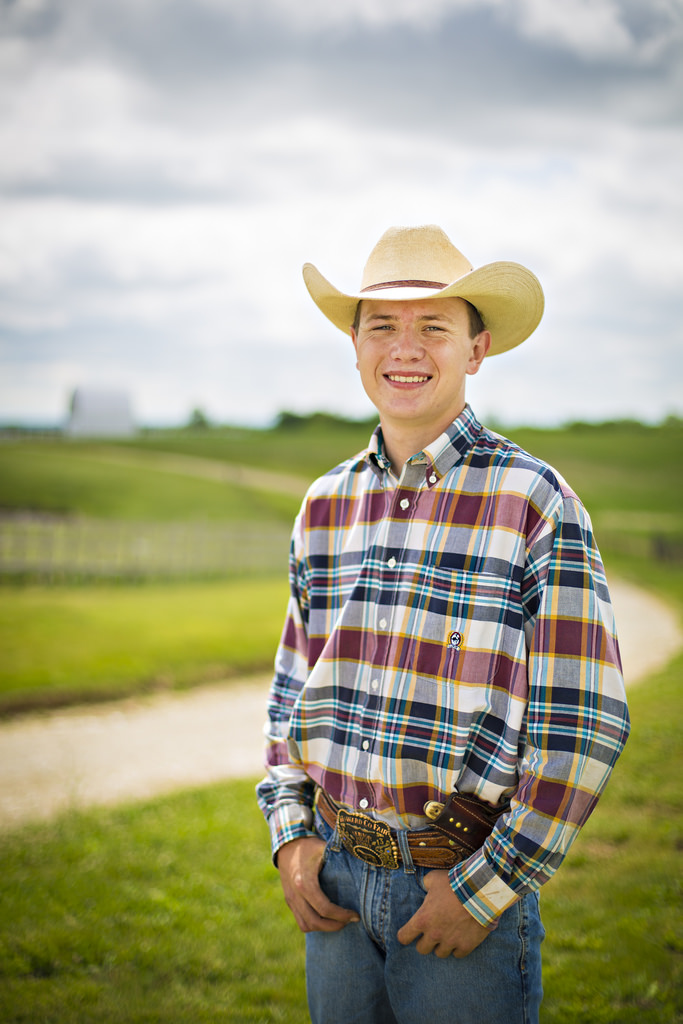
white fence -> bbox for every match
[0,514,291,581]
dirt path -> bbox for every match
[87,446,311,497]
[0,579,680,831]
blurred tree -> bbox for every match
[188,407,211,430]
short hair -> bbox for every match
[352,298,486,339]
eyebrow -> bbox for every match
[363,313,455,324]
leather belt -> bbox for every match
[316,789,505,871]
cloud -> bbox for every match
[0,0,681,427]
[507,0,681,60]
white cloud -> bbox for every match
[190,0,683,61]
[512,0,635,58]
[0,0,681,428]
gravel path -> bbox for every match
[0,579,680,831]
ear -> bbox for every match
[466,331,491,376]
[350,327,359,368]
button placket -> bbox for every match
[363,484,409,777]
[393,487,416,516]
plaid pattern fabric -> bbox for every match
[257,405,630,925]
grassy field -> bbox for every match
[0,578,289,713]
[3,415,681,538]
[0,442,302,523]
[0,651,680,1022]
[1,417,681,712]
[0,418,682,1020]
[540,650,683,1022]
[0,779,306,1023]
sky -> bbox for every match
[1,0,682,429]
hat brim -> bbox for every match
[302,261,544,356]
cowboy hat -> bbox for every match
[302,224,544,356]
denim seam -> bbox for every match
[377,868,392,953]
[358,861,374,944]
[517,895,533,1024]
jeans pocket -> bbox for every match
[415,866,432,894]
[314,811,335,867]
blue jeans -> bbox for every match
[306,812,544,1024]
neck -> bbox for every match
[380,405,466,475]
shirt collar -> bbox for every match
[423,404,483,480]
[365,426,392,481]
[364,404,483,484]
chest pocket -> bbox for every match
[400,567,520,689]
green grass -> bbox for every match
[3,419,681,537]
[540,651,683,1022]
[113,418,683,529]
[0,444,301,523]
[508,420,683,541]
[0,779,306,1023]
[0,419,682,1019]
[1,419,681,712]
[0,578,289,713]
[0,653,680,1022]
[119,416,379,481]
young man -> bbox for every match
[257,225,630,1023]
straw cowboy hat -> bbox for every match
[302,225,544,356]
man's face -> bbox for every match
[351,296,490,442]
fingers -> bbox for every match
[397,913,447,956]
[291,898,356,934]
[294,882,359,932]
[396,915,420,948]
[398,915,469,958]
[278,836,360,934]
[397,870,490,959]
[398,916,455,958]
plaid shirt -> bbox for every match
[257,405,630,926]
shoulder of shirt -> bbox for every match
[295,422,583,508]
[299,448,372,502]
[473,423,580,504]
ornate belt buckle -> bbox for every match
[336,808,400,869]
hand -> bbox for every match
[277,836,360,934]
[397,870,491,959]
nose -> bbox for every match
[390,324,425,361]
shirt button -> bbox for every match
[371,679,379,690]
[362,740,370,751]
[359,798,369,810]
[429,473,437,484]
[387,556,397,568]
[379,618,387,629]
[400,498,410,510]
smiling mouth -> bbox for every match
[385,374,431,384]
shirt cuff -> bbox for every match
[268,801,316,864]
[449,849,522,927]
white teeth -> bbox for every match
[387,375,429,383]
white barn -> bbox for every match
[66,388,135,437]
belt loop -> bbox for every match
[330,822,343,853]
[396,830,416,874]
[315,790,343,852]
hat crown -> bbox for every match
[360,225,473,290]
